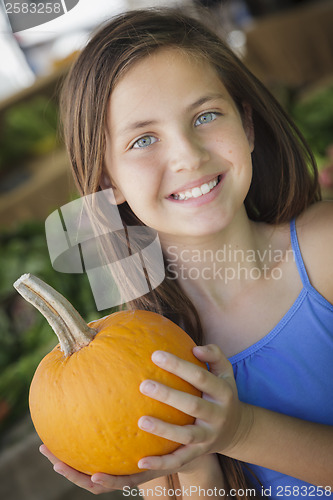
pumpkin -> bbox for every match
[13,274,206,475]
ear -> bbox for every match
[99,172,126,205]
[242,102,255,152]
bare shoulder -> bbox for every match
[296,201,333,303]
[297,200,333,245]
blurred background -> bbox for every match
[0,1,333,498]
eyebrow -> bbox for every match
[186,93,227,112]
[118,93,227,135]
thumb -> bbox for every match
[193,344,234,380]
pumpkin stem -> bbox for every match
[13,274,96,356]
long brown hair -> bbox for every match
[59,8,321,497]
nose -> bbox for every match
[167,131,210,173]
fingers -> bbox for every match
[140,379,216,420]
[148,345,235,401]
[91,469,162,489]
[39,445,104,494]
[192,344,234,379]
[138,416,211,445]
[39,444,164,491]
[138,442,204,472]
[39,444,60,465]
[137,345,239,458]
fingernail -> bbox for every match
[194,345,209,352]
[138,417,153,430]
[152,351,166,364]
[53,465,65,476]
[140,381,156,394]
[138,460,149,469]
[91,476,104,485]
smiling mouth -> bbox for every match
[169,175,222,201]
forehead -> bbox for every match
[117,46,219,82]
[108,48,231,120]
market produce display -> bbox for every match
[290,81,333,168]
[0,96,58,179]
[0,221,97,443]
[14,274,206,475]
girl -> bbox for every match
[39,8,333,499]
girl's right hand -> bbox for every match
[39,444,205,495]
[39,444,164,494]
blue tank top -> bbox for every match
[229,218,333,498]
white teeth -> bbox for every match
[192,187,202,198]
[201,183,210,194]
[172,176,220,200]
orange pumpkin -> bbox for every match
[14,274,206,475]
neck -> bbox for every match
[160,208,276,305]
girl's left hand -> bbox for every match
[137,344,252,471]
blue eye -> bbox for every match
[194,112,218,127]
[132,135,158,149]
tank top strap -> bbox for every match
[290,218,311,288]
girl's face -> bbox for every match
[104,48,254,241]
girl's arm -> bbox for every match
[140,454,225,499]
[224,404,333,487]
[177,454,226,498]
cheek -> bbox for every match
[122,176,161,217]
[127,164,165,199]
[212,133,251,165]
